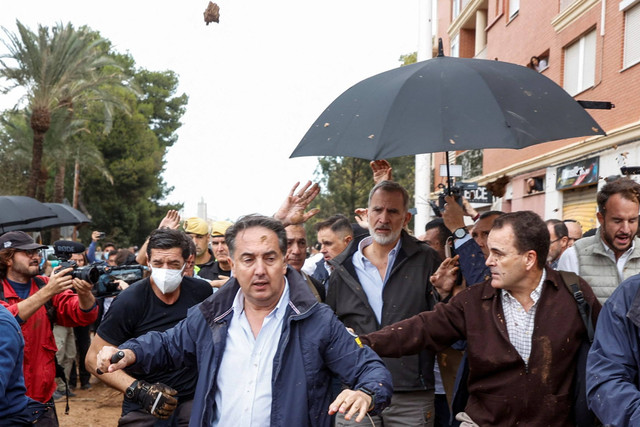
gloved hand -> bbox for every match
[128,380,178,419]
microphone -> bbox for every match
[53,240,86,256]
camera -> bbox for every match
[53,241,100,284]
[437,182,478,211]
[92,265,149,298]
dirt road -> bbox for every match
[55,378,122,427]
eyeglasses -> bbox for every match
[21,249,42,258]
[550,237,563,244]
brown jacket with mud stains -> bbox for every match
[360,267,601,427]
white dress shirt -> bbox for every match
[351,236,401,325]
[213,280,290,427]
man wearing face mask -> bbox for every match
[85,228,212,425]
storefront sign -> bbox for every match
[556,157,599,190]
[463,186,492,204]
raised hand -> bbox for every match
[370,159,393,184]
[274,181,320,226]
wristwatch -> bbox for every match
[125,380,139,400]
[357,386,376,411]
[453,227,468,240]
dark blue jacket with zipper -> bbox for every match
[121,267,392,426]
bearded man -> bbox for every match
[326,180,443,426]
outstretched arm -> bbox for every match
[273,181,320,226]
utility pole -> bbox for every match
[414,0,433,236]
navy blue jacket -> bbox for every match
[587,274,640,425]
[121,267,392,426]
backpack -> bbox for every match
[558,270,602,427]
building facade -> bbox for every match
[434,0,640,232]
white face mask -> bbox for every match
[151,264,185,294]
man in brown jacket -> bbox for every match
[360,210,601,426]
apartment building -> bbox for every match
[434,0,640,231]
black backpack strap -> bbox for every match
[559,270,594,343]
[33,276,58,330]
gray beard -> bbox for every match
[370,228,402,246]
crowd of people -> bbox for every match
[2,160,640,426]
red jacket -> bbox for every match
[1,276,98,403]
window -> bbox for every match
[509,0,520,18]
[453,0,460,19]
[451,34,459,58]
[563,30,596,96]
[624,3,640,68]
[560,0,576,11]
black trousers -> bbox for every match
[69,325,91,387]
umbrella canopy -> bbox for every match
[2,203,90,232]
[291,55,605,161]
[0,196,57,233]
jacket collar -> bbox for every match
[330,230,419,270]
[479,266,557,301]
[199,266,317,325]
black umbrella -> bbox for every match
[0,196,57,233]
[2,203,91,232]
[291,50,605,164]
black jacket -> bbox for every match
[326,230,441,391]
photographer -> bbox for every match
[85,228,212,425]
[0,231,97,426]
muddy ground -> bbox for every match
[55,377,122,427]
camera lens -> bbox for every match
[74,266,100,284]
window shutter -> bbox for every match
[625,4,640,68]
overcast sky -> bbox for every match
[0,1,424,222]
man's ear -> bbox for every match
[596,211,604,227]
[404,211,412,227]
[344,235,353,245]
[524,250,537,270]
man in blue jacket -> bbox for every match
[96,214,392,426]
[587,273,640,425]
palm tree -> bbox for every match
[0,20,131,199]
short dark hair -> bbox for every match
[597,177,640,214]
[103,242,116,251]
[187,237,197,256]
[0,248,18,280]
[424,218,452,248]
[368,180,410,211]
[545,219,568,239]
[479,210,504,220]
[226,214,287,258]
[492,211,549,270]
[314,214,353,238]
[146,229,191,261]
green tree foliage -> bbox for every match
[77,53,187,247]
[0,21,132,199]
[0,25,187,247]
[399,52,417,66]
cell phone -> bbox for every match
[98,232,106,239]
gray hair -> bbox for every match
[368,180,410,211]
